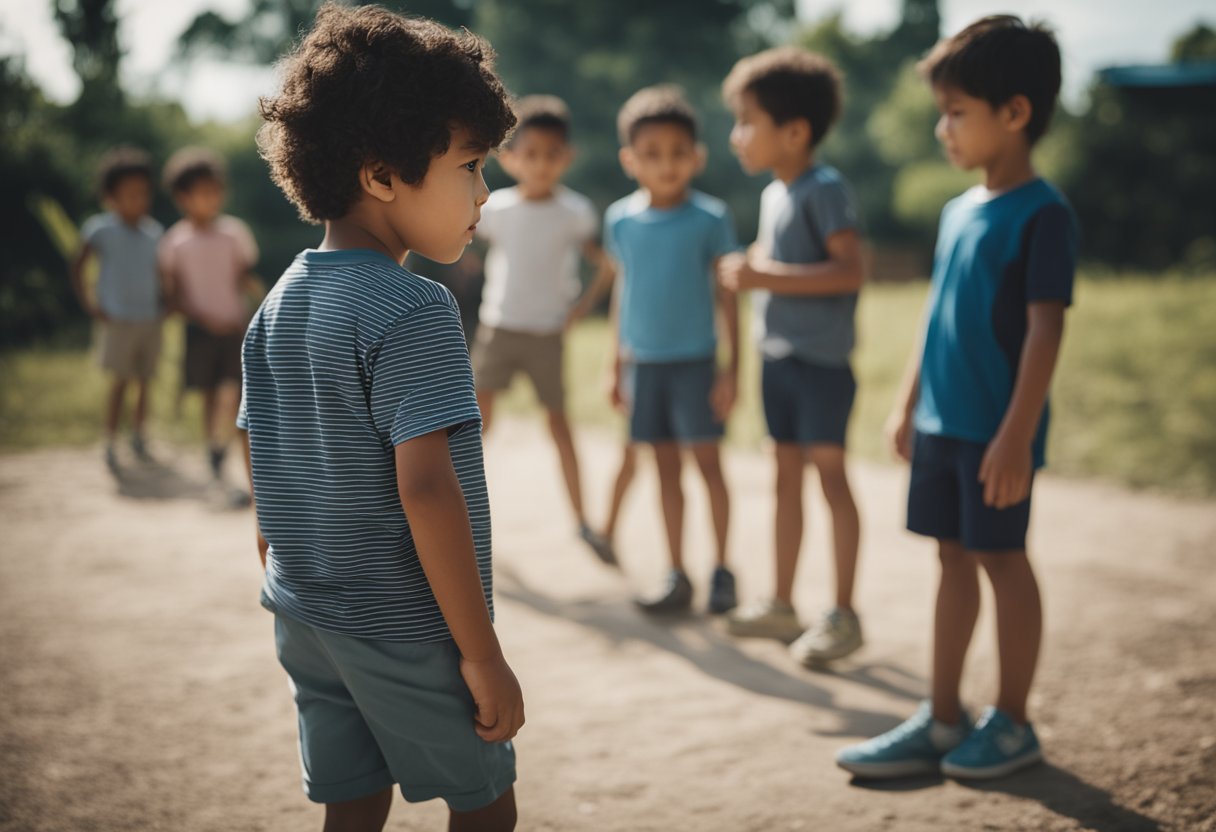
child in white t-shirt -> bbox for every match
[472,95,616,564]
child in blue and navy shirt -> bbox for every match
[605,84,740,616]
[838,15,1078,782]
[241,5,522,828]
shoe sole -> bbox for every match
[941,748,1043,780]
[791,637,864,667]
[836,756,943,779]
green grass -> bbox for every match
[3,274,1215,496]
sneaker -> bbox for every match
[707,566,737,614]
[789,607,864,666]
[104,445,120,476]
[208,445,227,480]
[940,707,1043,780]
[578,524,619,567]
[130,434,154,463]
[836,700,972,779]
[726,599,803,642]
[635,569,693,614]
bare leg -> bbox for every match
[807,445,861,611]
[132,378,150,437]
[448,786,517,832]
[105,378,127,442]
[690,442,729,567]
[212,380,241,450]
[976,550,1042,724]
[773,443,805,605]
[652,443,684,572]
[477,390,496,435]
[932,541,981,725]
[202,387,218,444]
[322,788,392,832]
[546,409,586,525]
[602,444,637,540]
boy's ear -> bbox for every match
[1002,94,1033,134]
[618,146,637,180]
[360,161,396,203]
[784,117,813,152]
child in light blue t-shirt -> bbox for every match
[602,84,740,616]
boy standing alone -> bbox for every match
[472,94,616,563]
[71,147,163,472]
[838,16,1077,780]
[720,47,866,666]
[606,85,740,615]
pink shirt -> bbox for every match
[160,215,258,331]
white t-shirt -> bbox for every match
[475,185,597,334]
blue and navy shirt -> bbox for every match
[915,179,1078,468]
[237,249,491,642]
[605,190,738,363]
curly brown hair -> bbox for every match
[162,146,226,195]
[616,84,698,146]
[257,3,515,223]
[722,47,842,147]
[96,146,154,196]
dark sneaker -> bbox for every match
[130,434,154,463]
[104,445,120,477]
[635,569,693,614]
[579,524,619,567]
[707,566,737,614]
[208,446,227,480]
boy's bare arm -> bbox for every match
[69,244,102,318]
[720,229,865,296]
[711,261,741,420]
[240,429,268,568]
[885,344,923,463]
[978,301,1067,509]
[395,430,524,742]
[566,242,616,326]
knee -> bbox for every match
[938,542,975,571]
[817,469,853,505]
[973,550,1028,578]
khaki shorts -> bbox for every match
[471,325,565,410]
[98,320,162,380]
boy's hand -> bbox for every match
[979,431,1033,509]
[718,252,754,292]
[710,371,737,422]
[459,652,525,743]
[884,409,914,463]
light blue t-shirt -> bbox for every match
[605,190,738,363]
[915,179,1078,468]
[81,212,163,321]
[754,164,860,367]
[237,249,492,643]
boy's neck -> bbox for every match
[117,214,144,228]
[982,147,1036,194]
[516,182,557,201]
[772,151,814,186]
[320,217,407,265]
[643,186,691,211]
[188,215,218,230]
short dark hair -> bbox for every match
[163,146,226,195]
[617,84,698,146]
[257,2,515,223]
[509,94,571,144]
[918,15,1062,145]
[96,146,153,196]
[722,46,842,147]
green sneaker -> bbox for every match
[726,599,803,642]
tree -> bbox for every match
[1171,23,1216,62]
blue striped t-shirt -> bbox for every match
[237,248,491,642]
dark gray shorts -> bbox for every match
[761,356,855,447]
[628,358,724,444]
[273,613,516,809]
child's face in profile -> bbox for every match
[620,122,704,206]
[176,178,226,225]
[498,127,572,198]
[729,91,783,175]
[105,175,153,225]
[933,85,1027,173]
[388,124,490,264]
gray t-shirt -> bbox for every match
[753,164,860,367]
[81,212,163,322]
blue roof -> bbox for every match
[1099,63,1216,88]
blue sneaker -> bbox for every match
[941,706,1043,780]
[836,701,971,779]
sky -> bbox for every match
[0,0,1212,123]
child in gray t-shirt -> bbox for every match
[719,47,867,666]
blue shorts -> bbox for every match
[761,357,855,446]
[628,358,725,444]
[907,432,1033,551]
[273,614,516,810]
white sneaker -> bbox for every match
[726,599,803,643]
[790,607,863,666]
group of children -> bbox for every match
[81,3,1078,828]
[72,146,259,499]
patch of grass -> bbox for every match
[3,274,1214,496]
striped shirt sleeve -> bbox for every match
[369,298,482,446]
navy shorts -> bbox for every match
[761,356,855,446]
[629,358,724,444]
[907,432,1033,551]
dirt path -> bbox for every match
[1,420,1214,831]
